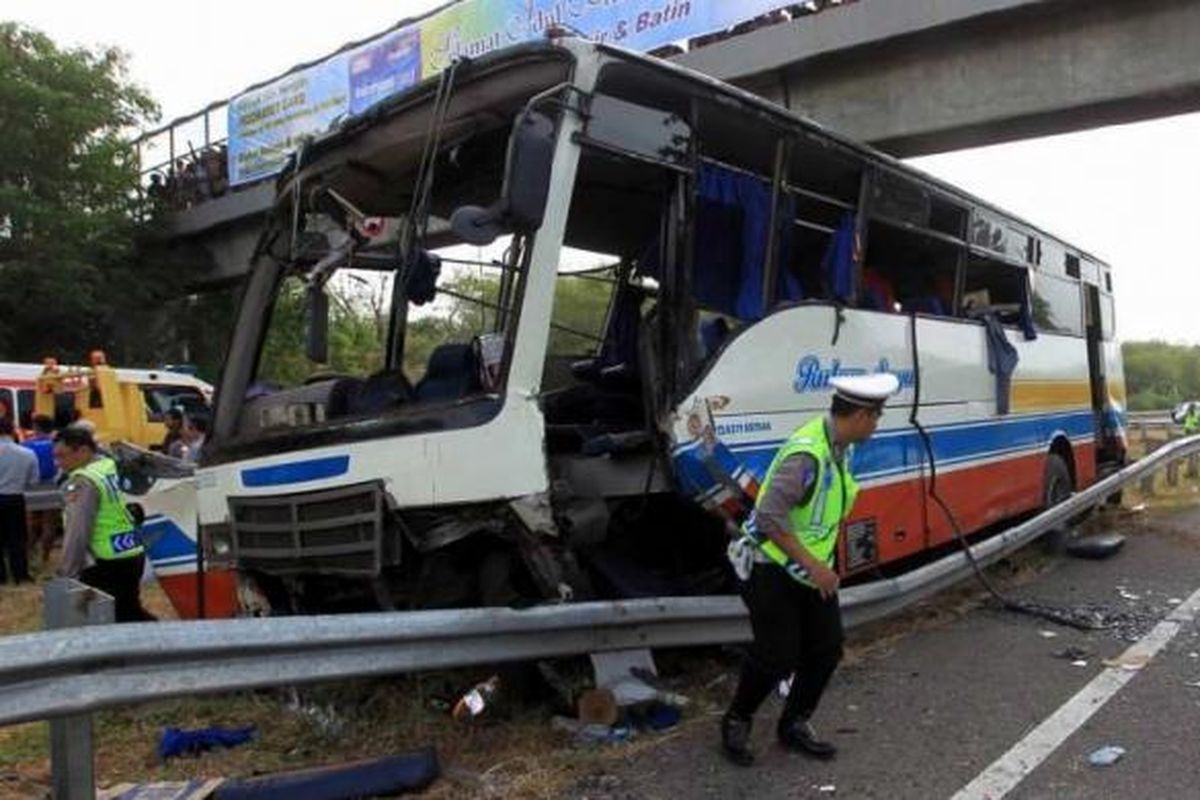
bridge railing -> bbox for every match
[127,2,856,218]
[6,431,1200,798]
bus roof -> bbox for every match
[279,37,1111,276]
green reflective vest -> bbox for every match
[744,416,859,585]
[1185,407,1200,435]
[71,457,141,561]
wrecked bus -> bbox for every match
[151,38,1125,616]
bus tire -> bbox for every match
[1042,453,1074,554]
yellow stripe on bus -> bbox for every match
[1010,380,1091,411]
[1107,380,1127,405]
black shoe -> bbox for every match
[720,713,755,767]
[778,719,837,760]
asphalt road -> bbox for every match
[565,504,1200,800]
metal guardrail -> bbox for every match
[5,434,1200,798]
[4,433,1200,730]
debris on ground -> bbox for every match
[577,688,620,726]
[1066,533,1126,560]
[625,701,682,731]
[284,690,346,738]
[1102,653,1151,671]
[1052,645,1092,661]
[452,675,501,722]
[213,748,439,798]
[100,779,223,800]
[590,648,692,709]
[551,716,635,746]
[158,726,255,761]
[1038,630,1059,639]
[1088,745,1127,767]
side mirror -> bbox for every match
[503,110,555,229]
[450,110,556,246]
[305,285,329,364]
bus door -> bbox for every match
[1083,283,1107,446]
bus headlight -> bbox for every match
[202,523,234,566]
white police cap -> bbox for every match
[829,373,901,407]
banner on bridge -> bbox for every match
[228,0,791,185]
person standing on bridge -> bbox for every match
[721,373,899,767]
[53,426,155,622]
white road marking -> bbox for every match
[951,586,1200,800]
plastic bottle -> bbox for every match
[452,675,501,721]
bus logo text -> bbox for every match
[792,356,915,394]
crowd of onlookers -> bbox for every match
[144,144,230,212]
[0,407,208,586]
[142,1,855,214]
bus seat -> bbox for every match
[414,344,481,403]
[342,371,409,417]
[326,377,365,418]
[860,269,896,311]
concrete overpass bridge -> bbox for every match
[156,0,1200,284]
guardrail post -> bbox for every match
[1187,444,1199,480]
[44,579,114,800]
[1140,430,1158,496]
[1166,432,1180,487]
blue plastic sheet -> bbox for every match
[158,725,256,761]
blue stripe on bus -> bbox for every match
[685,410,1095,483]
[240,455,350,488]
[142,515,194,561]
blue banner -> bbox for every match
[349,28,423,116]
[228,54,350,185]
[227,0,791,185]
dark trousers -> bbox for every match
[729,563,844,726]
[0,495,30,584]
[79,555,156,623]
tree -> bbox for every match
[0,23,159,362]
[1122,340,1200,410]
[253,266,618,388]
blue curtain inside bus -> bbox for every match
[822,212,856,305]
[641,163,797,320]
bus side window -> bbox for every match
[860,217,962,318]
[962,256,1027,323]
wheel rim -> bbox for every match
[1046,472,1070,507]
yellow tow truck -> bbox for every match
[33,352,212,450]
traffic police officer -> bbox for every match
[53,425,155,622]
[721,373,899,766]
[1184,402,1200,436]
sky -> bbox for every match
[7,0,1198,345]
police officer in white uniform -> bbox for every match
[721,373,899,766]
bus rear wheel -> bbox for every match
[1041,453,1074,553]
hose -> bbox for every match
[905,312,1107,631]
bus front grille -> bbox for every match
[228,481,384,577]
